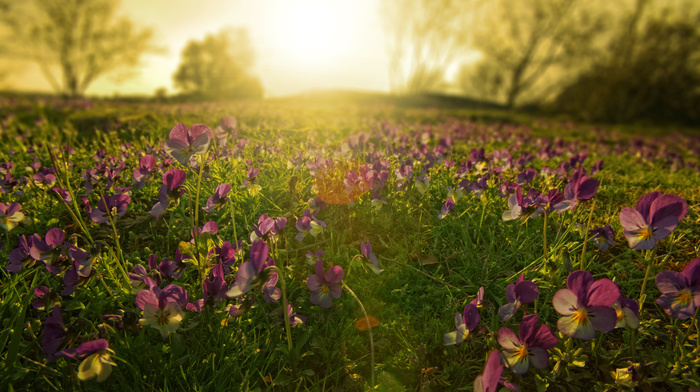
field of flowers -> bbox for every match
[0,97,698,391]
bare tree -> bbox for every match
[460,0,607,108]
[0,0,157,97]
[172,28,263,100]
[380,0,479,94]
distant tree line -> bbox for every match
[382,0,700,124]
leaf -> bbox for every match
[418,253,439,266]
[354,316,380,331]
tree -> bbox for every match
[459,0,607,108]
[172,28,263,100]
[380,0,479,94]
[0,0,157,97]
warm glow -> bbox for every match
[266,1,353,68]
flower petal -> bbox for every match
[552,289,579,315]
[566,271,594,302]
[655,271,686,294]
[587,279,620,307]
[528,346,550,370]
[558,313,596,340]
[497,327,521,351]
[635,191,661,221]
[649,194,687,224]
[619,207,647,232]
[587,305,617,333]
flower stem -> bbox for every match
[101,194,130,290]
[543,210,548,260]
[268,266,293,354]
[638,249,656,312]
[580,200,595,270]
[342,283,375,389]
[228,198,238,243]
[193,156,205,289]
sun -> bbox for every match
[265,0,355,68]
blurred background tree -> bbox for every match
[380,0,478,95]
[172,28,263,100]
[0,0,157,97]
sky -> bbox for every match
[5,0,390,97]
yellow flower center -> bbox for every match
[616,309,625,323]
[516,346,529,360]
[638,227,653,240]
[157,310,170,325]
[321,285,330,295]
[573,309,589,325]
[676,289,693,306]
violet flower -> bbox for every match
[163,123,213,166]
[149,169,187,217]
[203,263,228,304]
[226,241,275,298]
[57,339,116,382]
[619,191,688,250]
[202,183,231,213]
[498,274,539,322]
[42,305,66,362]
[6,234,36,273]
[554,170,599,212]
[360,240,383,274]
[552,270,620,340]
[497,314,558,374]
[132,154,156,188]
[589,225,616,252]
[655,257,699,320]
[474,350,519,392]
[612,297,640,329]
[306,259,344,308]
[287,302,307,326]
[0,202,24,231]
[90,194,130,224]
[438,198,455,220]
[443,303,479,346]
[135,283,189,337]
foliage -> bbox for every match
[172,28,263,100]
[0,97,698,391]
[0,0,157,97]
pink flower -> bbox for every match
[163,123,213,166]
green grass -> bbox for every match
[0,97,698,391]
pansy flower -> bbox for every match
[202,183,231,213]
[306,250,324,265]
[132,155,156,188]
[6,234,36,273]
[306,259,344,308]
[443,303,479,346]
[438,198,455,220]
[553,270,620,340]
[286,302,307,326]
[42,305,67,362]
[135,283,189,337]
[360,240,383,274]
[497,314,558,374]
[163,123,213,166]
[619,191,687,250]
[498,274,539,322]
[589,225,616,252]
[149,169,187,217]
[90,194,130,224]
[226,241,275,298]
[655,257,700,320]
[612,297,640,329]
[57,339,116,382]
[0,202,24,231]
[554,169,599,212]
[474,350,519,392]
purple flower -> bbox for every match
[443,303,479,346]
[226,241,274,298]
[90,194,131,224]
[306,249,324,265]
[287,302,307,326]
[552,270,620,340]
[203,263,228,304]
[202,183,231,213]
[554,170,599,212]
[655,258,700,320]
[163,123,213,166]
[306,259,344,308]
[132,155,156,188]
[613,297,640,329]
[57,339,116,382]
[149,169,187,217]
[498,274,539,322]
[469,287,485,308]
[619,192,688,250]
[6,234,37,273]
[42,305,66,362]
[497,314,558,374]
[438,198,455,220]
[0,202,24,231]
[360,240,383,274]
[135,284,189,337]
[589,225,616,252]
[474,350,519,392]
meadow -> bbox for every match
[0,96,698,391]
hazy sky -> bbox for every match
[7,0,390,97]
